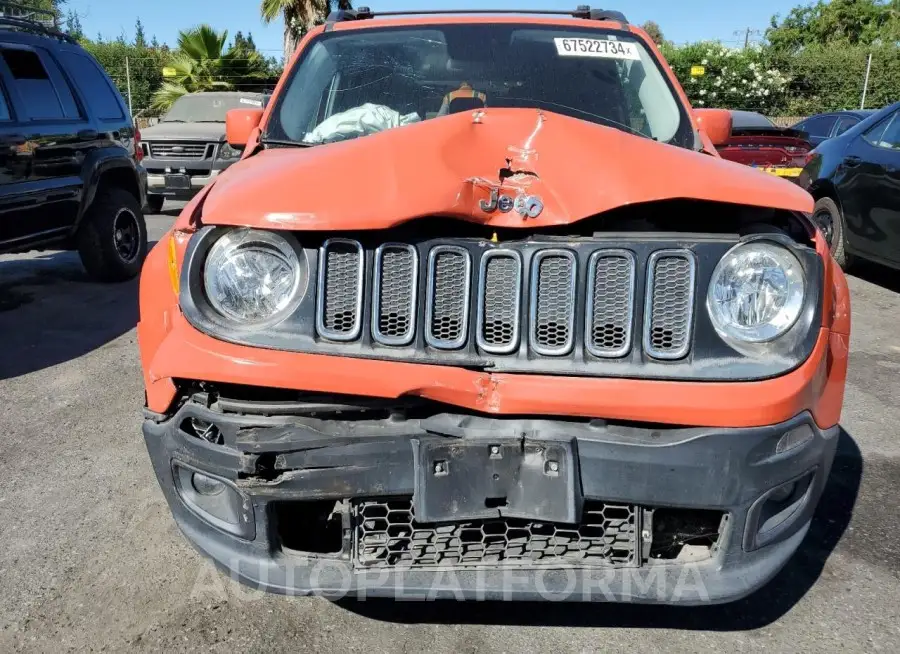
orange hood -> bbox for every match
[198,108,814,230]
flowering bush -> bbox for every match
[660,41,791,112]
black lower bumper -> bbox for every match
[142,399,839,604]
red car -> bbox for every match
[715,111,812,180]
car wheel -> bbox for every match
[76,187,148,282]
[812,196,852,270]
[146,194,165,213]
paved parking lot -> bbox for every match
[1,205,898,652]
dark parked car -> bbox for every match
[792,110,876,147]
[714,110,811,180]
[140,92,269,212]
[0,6,147,281]
[801,100,900,270]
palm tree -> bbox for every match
[261,0,352,63]
[151,25,270,111]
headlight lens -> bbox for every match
[203,229,303,325]
[707,242,806,343]
[217,142,242,160]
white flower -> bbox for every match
[701,58,709,65]
[699,89,707,96]
[710,91,717,98]
[691,77,698,84]
[730,86,737,92]
[764,89,770,96]
[698,99,705,106]
[748,62,756,70]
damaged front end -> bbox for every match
[142,383,837,602]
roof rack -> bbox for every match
[0,1,78,43]
[325,6,628,29]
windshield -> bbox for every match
[266,24,692,148]
[162,93,266,123]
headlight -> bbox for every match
[203,229,305,325]
[217,142,242,160]
[706,242,806,343]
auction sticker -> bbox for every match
[554,37,640,60]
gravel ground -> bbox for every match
[0,205,898,652]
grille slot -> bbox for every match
[147,141,210,160]
[372,244,418,345]
[425,246,471,349]
[476,251,522,354]
[586,251,636,358]
[644,251,696,359]
[354,498,637,568]
[530,250,577,356]
[316,239,364,341]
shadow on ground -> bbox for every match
[0,245,155,379]
[340,430,862,631]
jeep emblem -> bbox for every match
[480,188,544,218]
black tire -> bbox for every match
[812,196,852,270]
[145,194,165,213]
[76,186,148,282]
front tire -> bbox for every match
[812,196,852,270]
[145,194,165,213]
[76,187,148,282]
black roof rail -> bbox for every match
[325,6,629,30]
[0,1,78,43]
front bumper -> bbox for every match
[143,399,839,604]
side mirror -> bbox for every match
[226,108,264,148]
[694,108,733,147]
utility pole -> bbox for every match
[861,52,873,110]
[734,28,761,49]
[125,56,133,116]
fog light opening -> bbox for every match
[775,425,814,455]
[192,472,226,496]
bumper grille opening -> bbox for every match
[353,498,637,568]
[275,500,345,555]
[648,508,726,561]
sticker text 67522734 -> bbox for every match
[554,37,640,61]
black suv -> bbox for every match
[0,6,147,281]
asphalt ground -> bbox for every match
[0,203,898,652]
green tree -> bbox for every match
[150,25,274,111]
[134,18,147,48]
[767,0,900,51]
[641,21,665,46]
[260,0,353,63]
[64,10,83,39]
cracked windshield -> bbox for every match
[266,24,691,148]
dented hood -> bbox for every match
[200,109,813,230]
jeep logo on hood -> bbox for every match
[480,188,544,218]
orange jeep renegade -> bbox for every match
[138,7,851,603]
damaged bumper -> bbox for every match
[142,392,839,604]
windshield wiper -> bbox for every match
[161,119,185,123]
[260,138,316,148]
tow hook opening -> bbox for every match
[274,500,347,555]
[647,508,727,562]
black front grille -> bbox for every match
[354,498,638,568]
[644,252,696,359]
[373,245,417,344]
[147,141,211,160]
[317,239,363,340]
[476,251,522,353]
[314,240,698,363]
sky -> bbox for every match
[65,0,797,55]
